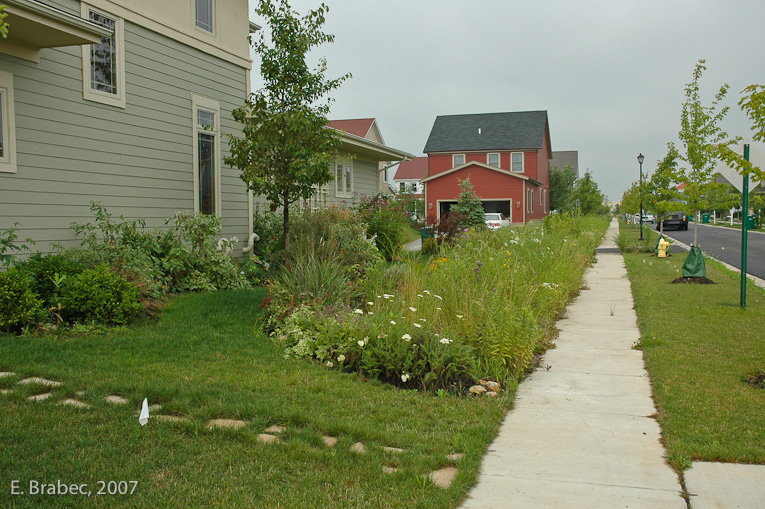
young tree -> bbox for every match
[549,164,577,212]
[571,171,606,215]
[451,177,485,228]
[226,0,350,249]
[646,144,682,235]
[676,60,732,245]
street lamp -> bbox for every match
[637,153,645,240]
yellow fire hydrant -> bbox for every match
[658,238,670,258]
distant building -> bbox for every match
[550,150,579,178]
[392,157,427,196]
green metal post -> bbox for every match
[740,144,750,308]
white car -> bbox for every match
[485,213,510,230]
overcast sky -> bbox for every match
[247,0,765,201]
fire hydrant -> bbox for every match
[658,238,670,258]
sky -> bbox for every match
[246,0,765,201]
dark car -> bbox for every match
[657,212,688,230]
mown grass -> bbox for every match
[620,221,765,470]
[0,289,506,508]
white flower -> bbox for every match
[436,307,442,311]
[413,323,422,328]
[419,318,426,322]
[354,309,363,315]
[409,307,417,312]
[358,340,366,347]
[401,373,410,382]
[337,355,346,362]
[456,314,464,319]
[367,302,374,306]
[390,320,397,325]
[368,311,374,315]
[439,338,452,345]
[402,333,412,341]
[326,361,334,368]
[434,294,443,300]
[423,290,431,294]
[383,294,394,299]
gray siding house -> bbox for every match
[1,0,257,255]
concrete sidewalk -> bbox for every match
[461,218,685,508]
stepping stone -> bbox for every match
[0,372,15,378]
[106,395,129,405]
[60,398,91,409]
[155,415,190,424]
[350,442,367,454]
[206,418,247,430]
[0,389,11,395]
[18,377,61,387]
[447,453,464,461]
[429,467,458,489]
[383,446,404,454]
[257,433,280,444]
[382,465,398,474]
[28,393,51,401]
[322,436,337,448]
[264,425,284,434]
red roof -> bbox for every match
[327,118,375,138]
[394,156,428,180]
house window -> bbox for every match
[81,5,125,108]
[310,184,328,211]
[335,158,353,197]
[452,154,465,167]
[487,153,500,168]
[0,70,16,174]
[511,152,524,172]
[400,182,406,192]
[192,95,221,215]
[195,0,214,34]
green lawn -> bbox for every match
[0,289,506,507]
[620,221,765,471]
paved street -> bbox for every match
[658,223,765,280]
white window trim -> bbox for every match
[511,152,524,173]
[193,0,216,36]
[81,3,126,109]
[487,152,500,168]
[0,70,17,174]
[192,94,222,216]
[452,154,465,168]
[334,157,353,198]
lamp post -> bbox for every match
[637,153,645,240]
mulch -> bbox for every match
[671,277,716,284]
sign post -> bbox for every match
[741,144,750,308]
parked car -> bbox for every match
[485,213,510,229]
[657,212,688,230]
[644,214,655,224]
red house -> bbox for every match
[422,111,552,224]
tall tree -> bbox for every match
[549,164,577,212]
[713,84,765,185]
[676,59,732,245]
[571,171,606,215]
[620,182,641,218]
[451,177,485,228]
[226,0,350,249]
[646,144,682,235]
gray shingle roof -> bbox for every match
[423,111,548,153]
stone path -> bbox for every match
[0,371,461,488]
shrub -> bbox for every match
[1,223,34,268]
[0,268,42,333]
[450,178,485,229]
[16,253,86,307]
[356,194,409,261]
[60,265,143,325]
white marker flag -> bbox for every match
[139,397,150,426]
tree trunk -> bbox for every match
[693,207,699,246]
[282,195,290,250]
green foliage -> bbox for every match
[1,223,34,268]
[0,268,42,333]
[356,193,409,261]
[60,265,143,325]
[0,5,9,39]
[571,171,607,214]
[15,253,86,307]
[620,182,641,216]
[543,212,581,235]
[226,0,350,249]
[647,144,682,231]
[451,177,486,228]
[549,164,577,212]
[714,84,765,182]
[251,206,287,256]
[395,192,425,227]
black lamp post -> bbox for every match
[637,153,645,240]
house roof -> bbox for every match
[327,119,376,139]
[394,157,428,181]
[423,111,549,153]
[421,161,541,186]
[550,150,579,176]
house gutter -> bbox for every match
[5,0,112,39]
